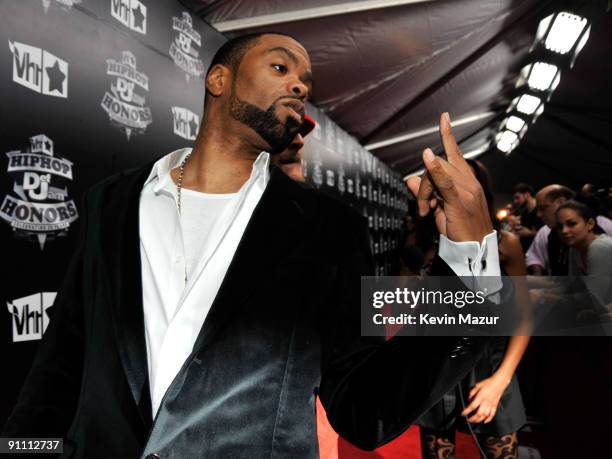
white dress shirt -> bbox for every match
[139,148,269,416]
[138,148,502,417]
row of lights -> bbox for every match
[495,10,592,154]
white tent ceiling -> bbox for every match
[181,0,612,189]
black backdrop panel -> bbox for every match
[303,105,409,276]
[0,0,407,426]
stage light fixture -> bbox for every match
[500,115,528,139]
[532,11,591,68]
[509,94,544,117]
[537,12,590,55]
[508,94,544,116]
[517,95,540,115]
[520,62,561,92]
[497,7,599,159]
[505,116,526,133]
[496,130,519,155]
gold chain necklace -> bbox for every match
[176,152,192,283]
[176,152,191,215]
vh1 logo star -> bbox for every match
[111,0,147,35]
[8,40,68,98]
[171,106,199,141]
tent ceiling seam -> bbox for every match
[361,0,553,145]
[323,9,511,113]
[365,111,496,150]
[211,0,437,32]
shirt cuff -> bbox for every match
[438,231,503,298]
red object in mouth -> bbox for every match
[300,114,316,137]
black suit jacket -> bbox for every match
[4,161,488,458]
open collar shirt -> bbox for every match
[138,148,501,417]
[139,148,269,416]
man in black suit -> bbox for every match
[4,33,502,458]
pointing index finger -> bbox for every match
[422,148,460,207]
[439,112,468,170]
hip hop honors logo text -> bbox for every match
[170,12,205,81]
[101,50,152,140]
[0,135,78,249]
[41,0,81,13]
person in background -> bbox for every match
[557,200,612,311]
[272,114,315,181]
[602,185,612,220]
[527,185,612,275]
[580,182,595,198]
[398,245,425,276]
[418,159,530,459]
[503,211,522,233]
[413,212,439,272]
[512,183,542,252]
[577,182,602,215]
[576,181,612,227]
[473,162,527,277]
[526,185,574,275]
[578,182,612,221]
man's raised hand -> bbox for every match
[405,112,493,243]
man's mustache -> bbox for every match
[273,96,306,118]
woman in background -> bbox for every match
[557,200,612,312]
[418,159,530,459]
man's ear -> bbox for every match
[205,64,230,98]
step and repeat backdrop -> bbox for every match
[0,0,408,424]
[303,105,409,275]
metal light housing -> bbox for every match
[496,130,520,155]
[531,11,591,68]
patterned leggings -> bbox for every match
[419,427,518,459]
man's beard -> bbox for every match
[229,92,301,154]
[516,202,527,213]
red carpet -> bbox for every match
[317,397,481,459]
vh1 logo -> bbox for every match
[8,41,68,98]
[7,292,57,342]
[171,106,199,141]
[111,0,147,34]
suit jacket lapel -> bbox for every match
[99,161,155,429]
[99,161,315,426]
[191,166,314,355]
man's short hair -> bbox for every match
[512,183,535,196]
[544,186,575,202]
[205,32,297,78]
[204,32,297,105]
